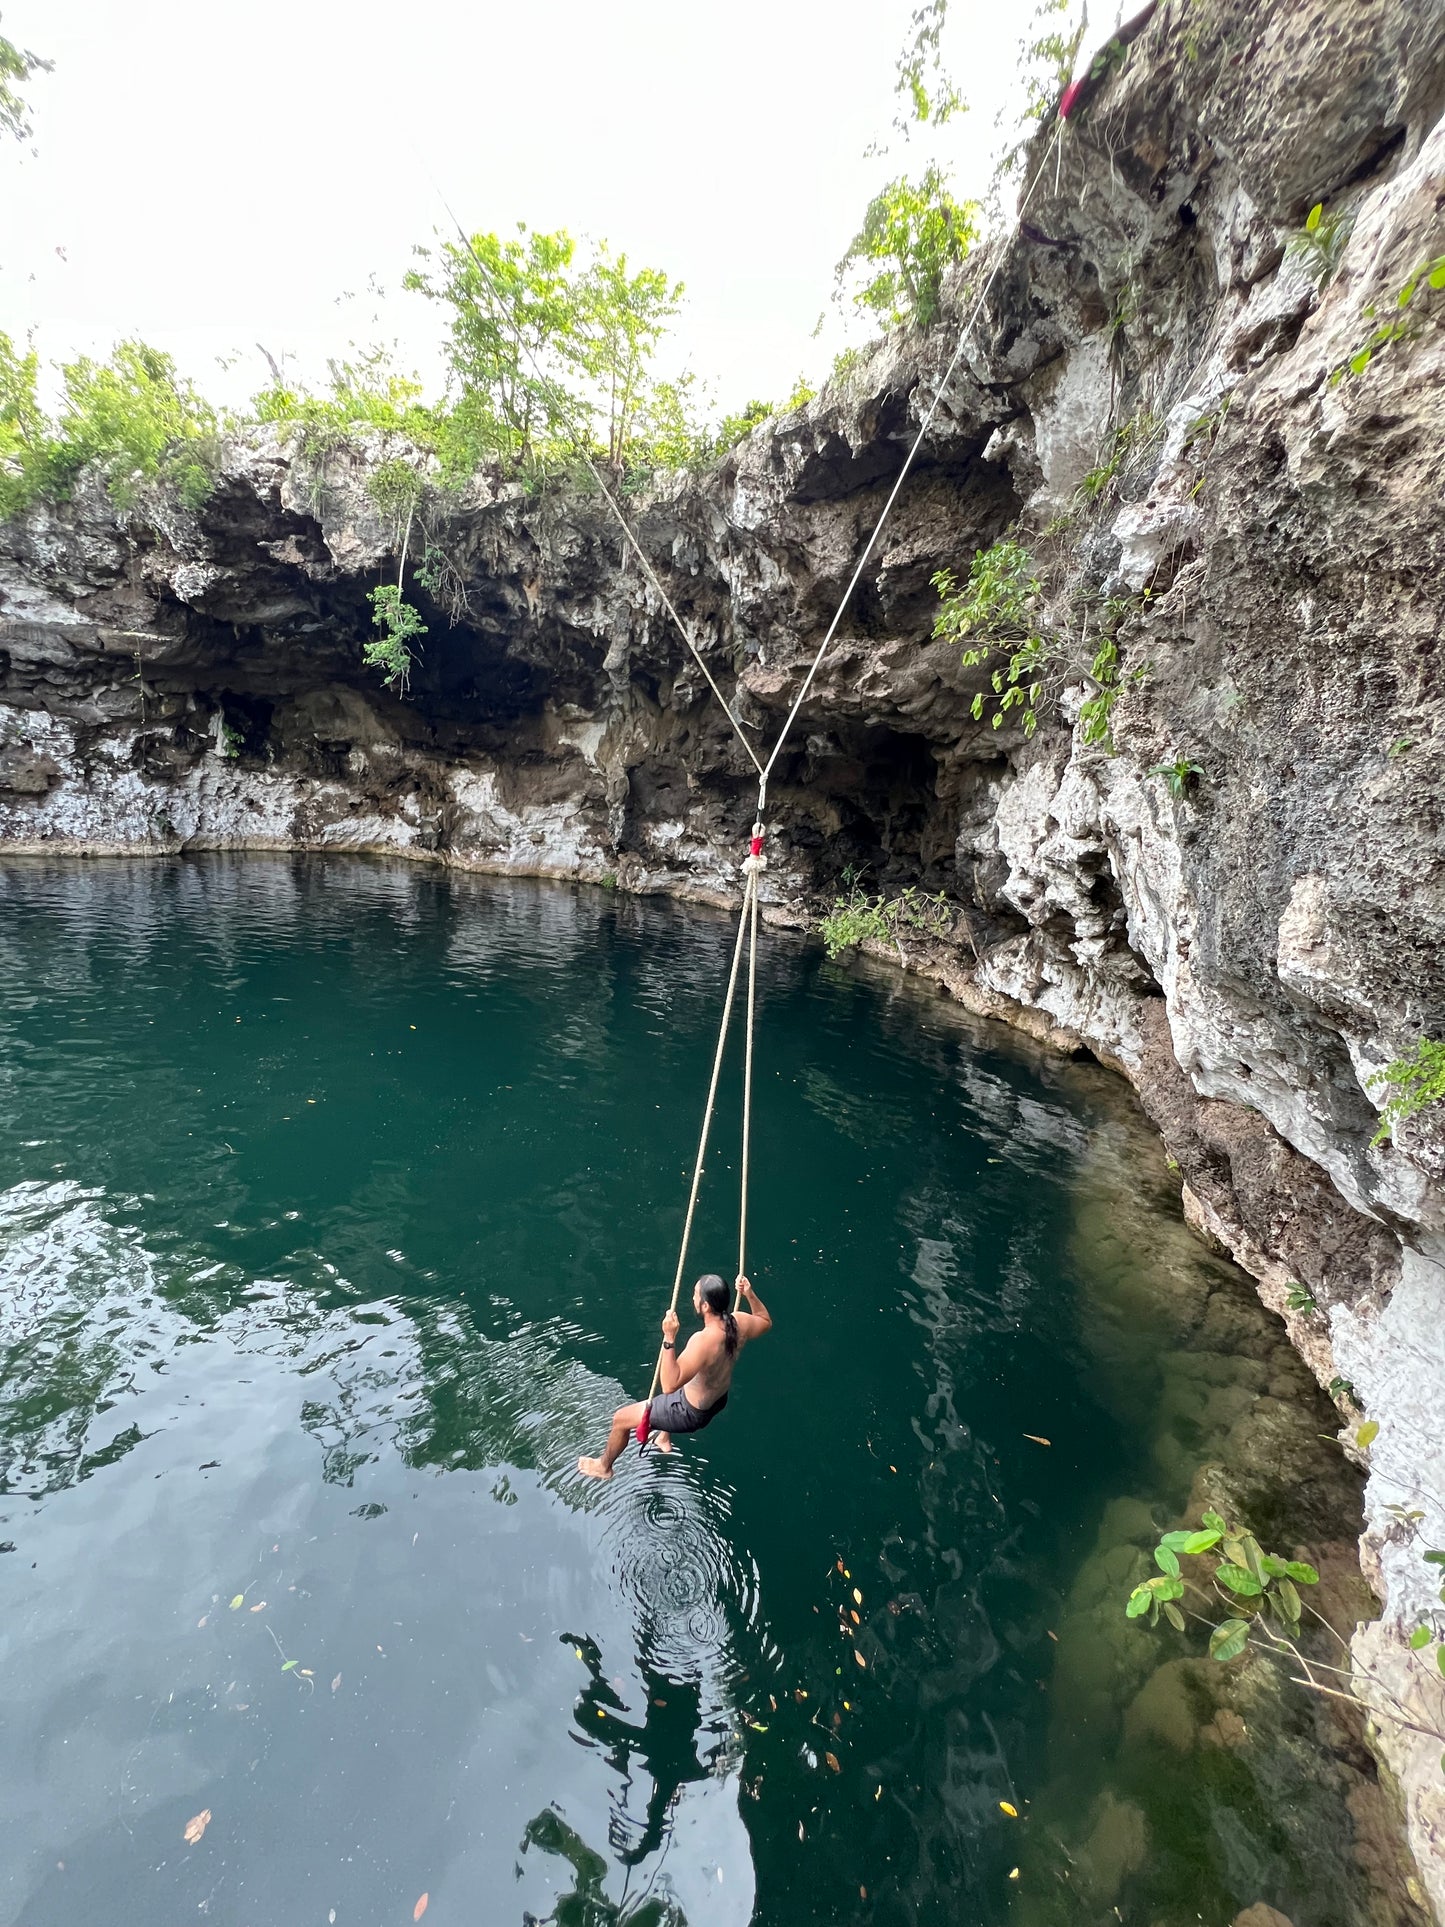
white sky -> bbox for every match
[1,0,1061,419]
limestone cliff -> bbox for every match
[2,0,1444,1906]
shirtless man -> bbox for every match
[578,1273,772,1480]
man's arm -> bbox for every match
[732,1275,772,1343]
[659,1310,706,1392]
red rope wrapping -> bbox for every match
[750,835,763,857]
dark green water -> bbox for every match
[0,858,1384,1927]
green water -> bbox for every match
[0,857,1384,1927]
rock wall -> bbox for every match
[3,0,1444,1907]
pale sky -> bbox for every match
[2,0,1063,419]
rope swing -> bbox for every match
[422,117,1069,1407]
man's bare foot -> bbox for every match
[653,1432,673,1454]
[577,1456,613,1480]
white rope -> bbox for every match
[736,836,763,1301]
[419,122,1071,1412]
[643,862,758,1407]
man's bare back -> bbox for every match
[578,1273,772,1479]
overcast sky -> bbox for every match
[2,0,1062,417]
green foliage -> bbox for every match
[365,584,427,693]
[890,1,965,131]
[1123,1507,1320,1646]
[1,18,50,143]
[933,539,1050,735]
[1286,202,1353,286]
[1369,1037,1445,1145]
[819,884,953,962]
[1283,1282,1317,1313]
[1328,1376,1356,1402]
[1331,253,1445,385]
[836,167,978,329]
[1075,411,1161,509]
[0,334,220,517]
[404,225,688,477]
[1146,756,1204,798]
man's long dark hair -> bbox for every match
[697,1273,738,1356]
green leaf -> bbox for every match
[1397,277,1418,308]
[1409,1625,1432,1651]
[1155,1546,1182,1578]
[1183,1530,1222,1555]
[1349,349,1372,376]
[1284,1560,1320,1585]
[1125,1588,1152,1619]
[1306,203,1323,232]
[1223,1538,1247,1567]
[1438,1646,1445,1681]
[1355,1421,1379,1449]
[281,1659,298,1672]
[1429,263,1445,290]
[1241,1535,1266,1581]
[1421,1551,1445,1566]
[1260,1555,1288,1578]
[1163,1601,1186,1633]
[230,1595,244,1610]
[1276,1577,1302,1623]
[1209,1618,1251,1662]
[1201,1510,1226,1534]
[1159,1531,1194,1552]
[1216,1564,1263,1597]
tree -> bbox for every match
[575,246,683,471]
[404,226,586,467]
[1,17,50,143]
[835,167,978,329]
[57,341,220,507]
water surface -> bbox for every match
[0,857,1381,1926]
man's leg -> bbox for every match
[579,1401,648,1480]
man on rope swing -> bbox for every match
[578,1274,772,1480]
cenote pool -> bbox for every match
[0,857,1392,1927]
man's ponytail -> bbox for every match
[697,1274,739,1356]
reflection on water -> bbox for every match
[0,856,1391,1927]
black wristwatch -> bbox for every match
[662,1340,675,1351]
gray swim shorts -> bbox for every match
[645,1387,728,1437]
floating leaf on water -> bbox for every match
[1356,1420,1379,1448]
[197,1616,208,1628]
[300,1669,313,1678]
[331,1674,342,1692]
[281,1659,298,1672]
[999,1801,1018,1817]
[229,1596,244,1611]
[852,1588,862,1605]
[854,1650,866,1668]
[413,1895,428,1921]
[1022,1434,1050,1446]
[249,1602,266,1614]
[794,1689,808,1701]
[835,1560,844,1575]
[849,1610,860,1625]
[183,1809,212,1844]
[875,1785,882,1801]
[1008,1868,1019,1880]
